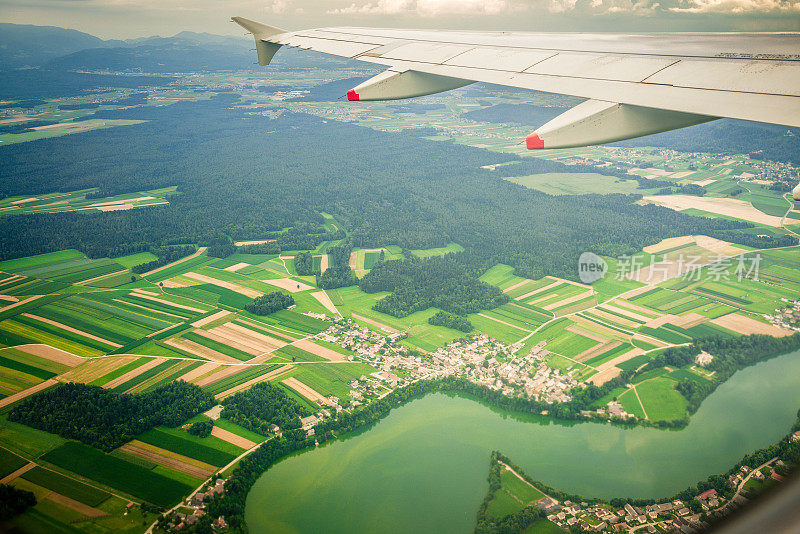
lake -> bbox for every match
[246,349,800,533]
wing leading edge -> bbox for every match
[231,17,800,200]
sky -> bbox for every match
[1,0,799,39]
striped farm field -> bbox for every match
[45,260,126,285]
[30,302,146,345]
[202,364,283,396]
[503,278,555,300]
[288,363,377,401]
[0,368,44,397]
[213,418,268,444]
[67,294,176,331]
[275,345,326,362]
[110,359,176,393]
[144,255,215,283]
[84,357,151,386]
[0,352,60,380]
[120,441,216,479]
[41,442,192,507]
[14,314,120,351]
[260,310,328,335]
[4,279,69,296]
[545,334,600,358]
[136,428,241,466]
[182,331,255,361]
[0,347,71,375]
[636,325,693,344]
[138,360,206,393]
[232,319,297,343]
[21,467,110,507]
[0,448,28,478]
[0,319,104,357]
[0,250,86,273]
[479,264,522,288]
[584,343,636,367]
[130,360,205,394]
[467,313,530,343]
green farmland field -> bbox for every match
[41,442,192,507]
[136,428,240,466]
[21,466,110,506]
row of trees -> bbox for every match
[8,381,215,451]
[475,451,546,534]
[317,244,356,290]
[639,334,800,415]
[244,292,294,315]
[131,245,195,273]
[428,310,473,332]
[294,251,317,276]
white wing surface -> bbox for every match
[232,17,800,199]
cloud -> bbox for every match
[668,0,800,12]
[264,0,289,13]
[328,0,511,16]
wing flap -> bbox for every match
[524,54,679,83]
[643,59,800,97]
[443,48,556,72]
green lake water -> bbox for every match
[246,349,800,533]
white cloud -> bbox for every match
[548,0,577,12]
[668,0,800,11]
[264,0,290,13]
[328,0,511,16]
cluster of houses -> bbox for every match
[766,298,800,332]
[543,495,718,533]
[540,456,798,534]
[160,479,228,532]
[445,337,579,403]
[581,400,634,421]
[317,319,581,403]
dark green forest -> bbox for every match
[360,255,508,317]
[428,310,474,332]
[8,381,214,451]
[220,382,309,439]
[0,94,756,284]
[244,291,295,315]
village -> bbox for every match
[538,454,795,533]
[766,298,800,331]
[316,317,580,407]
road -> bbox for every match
[781,193,799,237]
[143,437,272,534]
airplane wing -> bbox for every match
[231,16,800,199]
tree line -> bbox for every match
[131,245,195,274]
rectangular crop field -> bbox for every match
[41,442,192,507]
[136,428,240,467]
[21,466,110,507]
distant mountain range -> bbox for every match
[0,23,353,73]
